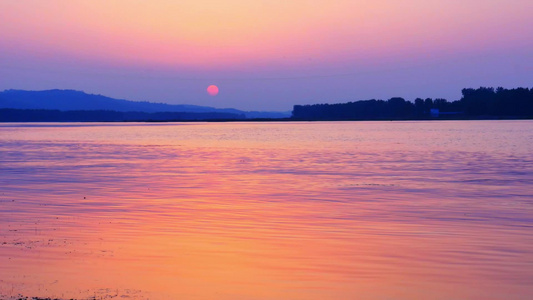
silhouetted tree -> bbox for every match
[414,98,425,116]
[424,98,434,113]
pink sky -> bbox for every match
[1,0,532,110]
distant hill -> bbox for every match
[0,89,290,119]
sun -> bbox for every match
[207,85,219,96]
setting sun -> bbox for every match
[207,85,219,96]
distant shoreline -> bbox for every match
[1,116,532,123]
[1,87,532,122]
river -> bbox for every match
[0,121,532,299]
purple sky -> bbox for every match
[1,0,532,111]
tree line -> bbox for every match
[292,87,533,120]
[0,109,245,122]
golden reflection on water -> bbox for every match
[0,121,532,299]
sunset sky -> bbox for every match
[1,0,532,111]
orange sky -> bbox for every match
[2,0,531,67]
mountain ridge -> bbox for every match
[0,89,290,119]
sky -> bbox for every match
[1,0,532,111]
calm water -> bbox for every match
[0,121,532,300]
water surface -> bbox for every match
[1,121,532,299]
